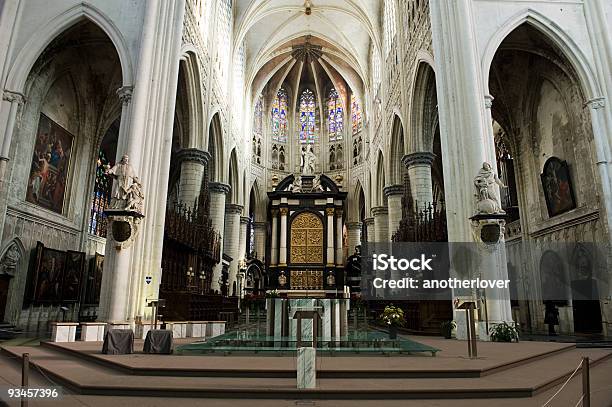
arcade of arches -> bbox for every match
[0,0,611,339]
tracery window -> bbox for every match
[89,149,113,237]
[299,89,316,144]
[327,88,343,141]
[271,88,288,142]
[351,94,362,134]
[253,95,263,164]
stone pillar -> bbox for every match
[209,182,230,293]
[346,222,362,254]
[239,216,249,259]
[371,207,389,243]
[176,148,210,208]
[270,210,279,266]
[364,218,374,243]
[253,221,266,262]
[224,204,242,296]
[402,152,435,209]
[326,208,335,265]
[335,209,344,266]
[383,185,404,240]
[279,207,288,265]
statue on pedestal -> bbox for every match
[106,154,144,214]
[474,162,506,215]
[301,145,317,175]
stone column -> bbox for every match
[209,182,230,293]
[371,207,389,243]
[363,218,374,243]
[224,204,243,296]
[326,208,335,266]
[383,185,404,240]
[239,216,249,259]
[279,207,288,266]
[335,209,344,266]
[176,148,210,208]
[270,210,279,266]
[402,152,435,209]
[346,222,362,254]
[253,221,266,262]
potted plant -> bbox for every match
[489,322,519,342]
[440,320,456,339]
[379,305,405,339]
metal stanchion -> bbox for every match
[21,353,29,407]
[582,356,590,407]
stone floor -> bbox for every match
[0,335,610,406]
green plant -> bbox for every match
[440,320,456,338]
[489,322,519,342]
[265,289,280,298]
[379,304,406,327]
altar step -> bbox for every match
[2,342,611,400]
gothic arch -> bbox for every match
[388,114,405,186]
[178,51,205,149]
[227,148,239,204]
[5,3,133,93]
[207,112,224,182]
[374,150,386,207]
[410,61,438,153]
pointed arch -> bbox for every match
[5,3,133,92]
[207,112,224,182]
[481,8,601,99]
[375,149,386,207]
[227,148,239,204]
[388,114,405,185]
[410,61,438,153]
[178,50,204,149]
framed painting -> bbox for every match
[62,250,85,303]
[26,113,74,214]
[32,244,66,304]
[540,157,576,217]
[85,253,104,305]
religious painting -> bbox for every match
[26,113,73,214]
[85,253,104,305]
[32,242,66,303]
[62,251,85,302]
[540,157,576,217]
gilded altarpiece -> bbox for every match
[290,212,323,264]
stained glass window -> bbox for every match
[271,88,288,142]
[299,89,316,144]
[351,94,362,134]
[89,149,113,237]
[327,89,343,141]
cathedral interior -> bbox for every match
[0,0,611,352]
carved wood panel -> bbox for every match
[290,212,323,264]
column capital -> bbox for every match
[363,217,374,226]
[240,216,250,225]
[402,151,435,168]
[346,221,362,229]
[326,207,335,216]
[584,97,605,110]
[176,148,211,166]
[225,203,243,214]
[209,182,231,195]
[116,86,134,105]
[279,207,289,216]
[371,206,388,217]
[383,184,404,197]
[484,94,494,109]
[2,90,25,104]
[253,221,266,228]
[335,209,344,217]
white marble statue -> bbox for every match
[301,145,317,175]
[474,162,507,215]
[106,154,143,212]
[291,175,303,193]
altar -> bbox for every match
[267,173,347,297]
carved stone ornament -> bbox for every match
[1,242,21,276]
[473,162,506,216]
[278,271,287,287]
[104,153,145,250]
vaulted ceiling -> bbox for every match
[235,0,382,102]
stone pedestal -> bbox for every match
[205,321,226,338]
[187,321,207,338]
[80,322,106,342]
[296,347,317,389]
[50,322,78,342]
[166,321,188,338]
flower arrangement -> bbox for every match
[265,289,280,298]
[489,322,519,342]
[379,304,406,327]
